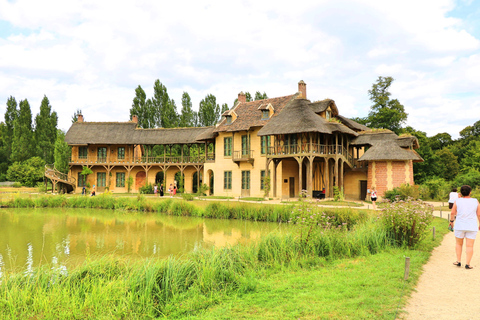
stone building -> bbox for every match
[63,81,422,199]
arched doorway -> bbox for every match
[135,171,146,191]
[192,171,201,194]
[155,171,164,185]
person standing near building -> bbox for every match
[371,187,377,210]
[91,185,96,196]
[160,183,164,197]
[154,184,158,197]
[449,188,459,210]
[450,185,480,269]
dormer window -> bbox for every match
[326,110,331,120]
[226,116,232,124]
[262,110,270,119]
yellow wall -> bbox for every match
[344,170,367,200]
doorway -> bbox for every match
[289,177,295,198]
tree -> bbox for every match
[429,133,453,151]
[35,95,58,164]
[198,94,220,126]
[130,85,154,129]
[152,79,178,128]
[4,96,18,162]
[220,103,229,115]
[402,126,437,184]
[179,92,194,127]
[6,156,45,187]
[460,140,480,172]
[0,122,8,181]
[245,92,252,102]
[254,91,268,100]
[54,130,71,174]
[366,76,408,134]
[435,148,459,181]
[11,99,34,162]
[72,109,83,123]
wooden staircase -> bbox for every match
[44,164,76,193]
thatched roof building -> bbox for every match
[358,141,423,162]
[65,122,215,145]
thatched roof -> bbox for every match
[214,94,297,132]
[258,98,357,136]
[309,99,338,116]
[350,130,398,146]
[336,115,371,132]
[358,141,423,162]
[65,122,215,145]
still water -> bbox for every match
[0,208,288,273]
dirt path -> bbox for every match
[402,230,480,319]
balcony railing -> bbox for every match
[69,154,215,165]
[233,150,254,161]
[267,144,356,163]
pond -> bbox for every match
[0,208,289,274]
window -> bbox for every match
[262,110,269,119]
[226,116,232,124]
[97,172,106,187]
[224,137,232,157]
[326,110,331,120]
[116,172,125,187]
[97,147,107,162]
[261,170,266,190]
[261,136,271,155]
[241,171,250,190]
[77,172,86,187]
[224,171,232,190]
[79,147,88,159]
[241,135,249,156]
[118,147,125,160]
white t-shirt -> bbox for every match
[449,192,459,204]
[454,198,479,231]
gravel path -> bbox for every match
[402,230,480,319]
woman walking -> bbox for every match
[448,188,459,210]
[449,185,480,269]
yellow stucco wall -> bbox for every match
[344,170,367,200]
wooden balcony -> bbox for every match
[233,150,254,165]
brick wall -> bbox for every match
[368,160,415,197]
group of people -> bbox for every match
[448,185,480,270]
[153,182,177,197]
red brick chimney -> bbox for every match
[238,91,246,103]
[298,80,306,99]
[132,115,138,123]
[77,114,84,122]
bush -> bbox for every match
[380,198,434,247]
[421,178,450,200]
[139,183,154,194]
[454,168,480,189]
[12,182,22,188]
[36,182,46,193]
[6,157,46,187]
[383,183,420,202]
[181,193,195,201]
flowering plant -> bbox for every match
[380,198,434,247]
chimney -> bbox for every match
[238,91,246,103]
[132,115,138,123]
[77,114,84,122]
[298,80,306,99]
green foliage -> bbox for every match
[181,193,195,201]
[12,182,22,188]
[198,94,220,126]
[71,109,82,123]
[3,96,18,162]
[179,92,195,127]
[36,181,47,193]
[383,183,420,202]
[6,157,46,187]
[366,76,408,134]
[34,95,58,164]
[153,79,178,128]
[254,91,268,100]
[435,148,459,181]
[11,99,34,162]
[196,183,209,196]
[139,183,154,194]
[421,177,450,200]
[454,168,480,189]
[130,85,155,129]
[54,130,71,174]
[127,176,134,193]
[380,199,434,247]
[263,175,271,198]
[333,186,344,201]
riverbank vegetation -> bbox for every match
[0,196,442,318]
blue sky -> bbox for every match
[0,0,479,139]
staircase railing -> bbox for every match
[45,164,76,186]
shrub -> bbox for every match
[12,182,22,188]
[421,178,450,200]
[380,198,434,247]
[139,183,154,194]
[181,193,195,201]
[383,183,420,202]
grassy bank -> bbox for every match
[0,214,447,319]
[0,194,370,226]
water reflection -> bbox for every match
[0,208,289,271]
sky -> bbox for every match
[0,0,479,139]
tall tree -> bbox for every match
[35,95,58,164]
[429,132,453,151]
[220,103,229,115]
[435,148,459,181]
[0,122,8,180]
[11,99,34,162]
[179,92,194,127]
[254,91,268,100]
[366,76,408,134]
[152,79,178,128]
[54,130,71,174]
[245,92,252,102]
[198,94,220,126]
[130,85,154,128]
[4,96,18,161]
[72,109,83,123]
